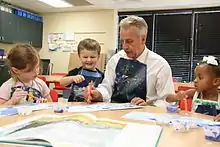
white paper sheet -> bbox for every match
[111,123,162,147]
[0,114,162,147]
[123,112,220,126]
[68,103,144,112]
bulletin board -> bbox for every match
[48,33,76,52]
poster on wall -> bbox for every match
[48,33,76,52]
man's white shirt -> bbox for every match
[97,47,175,107]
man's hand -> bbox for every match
[131,97,147,106]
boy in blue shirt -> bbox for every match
[60,38,104,102]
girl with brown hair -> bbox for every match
[0,44,52,105]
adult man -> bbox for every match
[85,15,175,107]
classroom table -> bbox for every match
[0,103,219,147]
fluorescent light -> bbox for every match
[38,0,73,8]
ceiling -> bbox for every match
[1,0,220,13]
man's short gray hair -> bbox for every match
[119,15,148,36]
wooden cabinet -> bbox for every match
[33,21,43,48]
[17,16,43,47]
[17,16,32,44]
[0,10,43,48]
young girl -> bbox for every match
[0,44,52,105]
[60,38,104,102]
[166,56,220,121]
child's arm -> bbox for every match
[214,114,220,122]
[0,98,15,105]
[0,88,28,105]
[1,97,21,105]
[60,75,85,87]
[0,98,6,104]
[166,89,196,103]
[166,93,180,103]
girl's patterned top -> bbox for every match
[192,91,220,116]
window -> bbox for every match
[117,8,220,82]
[154,13,192,81]
[192,12,220,79]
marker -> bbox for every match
[184,98,188,112]
[86,81,93,103]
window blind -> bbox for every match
[192,12,220,79]
[154,14,192,82]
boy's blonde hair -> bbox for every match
[77,38,101,56]
[120,15,148,36]
[7,44,40,72]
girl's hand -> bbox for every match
[176,91,188,101]
[11,88,28,104]
[214,114,220,122]
[72,75,85,83]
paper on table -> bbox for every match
[123,112,158,122]
[111,123,162,147]
[22,103,54,111]
[0,114,162,147]
[68,103,144,113]
[123,112,220,127]
[0,104,54,117]
[0,107,18,117]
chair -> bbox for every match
[37,76,51,87]
[177,86,195,111]
[50,89,58,102]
